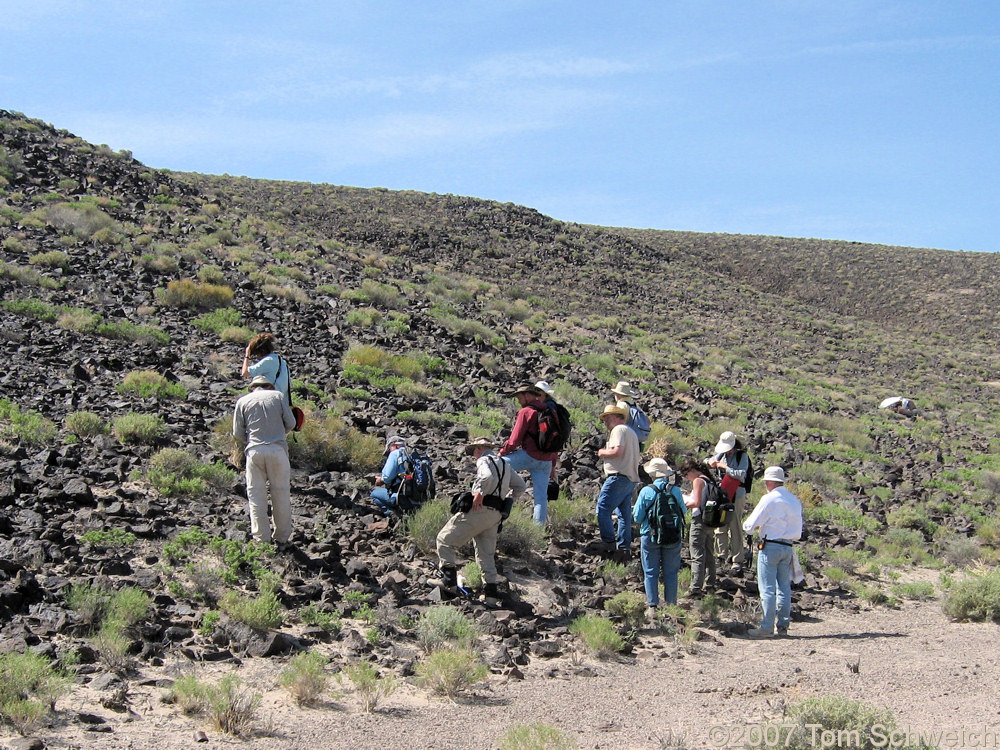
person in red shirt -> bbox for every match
[498,383,559,524]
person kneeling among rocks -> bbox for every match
[430,438,525,607]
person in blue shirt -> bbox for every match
[241,333,290,405]
[632,458,687,617]
[371,436,408,516]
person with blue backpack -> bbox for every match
[611,381,652,447]
[632,458,687,619]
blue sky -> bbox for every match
[4,1,999,252]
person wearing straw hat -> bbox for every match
[743,466,803,638]
[430,437,525,606]
[233,375,296,548]
[596,403,641,562]
[708,430,752,575]
[498,382,559,524]
[632,458,687,617]
[610,380,651,447]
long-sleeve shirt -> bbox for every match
[247,353,290,404]
[711,449,749,486]
[473,452,526,500]
[633,478,686,536]
[743,485,803,541]
[233,388,294,450]
[380,447,409,488]
[498,401,559,463]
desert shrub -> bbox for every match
[118,370,187,399]
[401,499,453,555]
[169,674,212,715]
[823,566,850,586]
[886,505,937,536]
[461,561,483,590]
[56,306,99,332]
[219,588,283,630]
[157,278,234,310]
[108,587,152,628]
[112,412,165,444]
[501,723,577,750]
[208,675,261,737]
[299,604,342,634]
[65,410,108,437]
[79,528,136,550]
[346,307,383,328]
[342,343,425,381]
[774,695,911,750]
[416,606,479,653]
[28,250,70,269]
[340,661,396,713]
[279,651,329,706]
[141,447,235,497]
[65,582,110,629]
[0,651,71,735]
[976,517,1000,548]
[0,260,62,289]
[597,560,627,583]
[287,410,382,472]
[415,647,488,700]
[197,264,226,284]
[0,398,57,445]
[193,307,252,343]
[38,201,116,239]
[96,320,169,345]
[496,504,546,558]
[604,591,647,629]
[163,527,211,562]
[569,614,624,657]
[891,581,935,601]
[645,424,696,465]
[941,567,1000,622]
[2,297,60,321]
[547,491,593,534]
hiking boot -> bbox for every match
[428,566,457,590]
[729,564,744,576]
[776,627,789,638]
[612,547,631,564]
[481,583,503,608]
[686,589,704,600]
[645,606,658,622]
[747,627,775,639]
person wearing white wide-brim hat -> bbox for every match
[632,458,687,616]
[742,466,803,639]
[707,430,752,575]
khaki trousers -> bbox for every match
[245,443,292,544]
[436,507,503,584]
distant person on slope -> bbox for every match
[233,375,296,548]
[707,430,752,575]
[743,466,803,639]
[242,333,290,405]
[498,383,559,525]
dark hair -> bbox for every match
[247,333,276,359]
[679,457,711,477]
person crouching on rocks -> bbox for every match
[232,375,296,549]
[596,404,640,563]
[430,438,525,607]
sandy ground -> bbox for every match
[5,595,1000,750]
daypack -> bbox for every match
[530,401,572,453]
[277,356,305,431]
[718,450,753,500]
[700,475,735,528]
[626,404,651,443]
[395,449,436,513]
[649,483,686,546]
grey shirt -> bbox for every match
[233,388,295,451]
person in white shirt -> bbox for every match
[742,466,803,638]
[431,438,526,607]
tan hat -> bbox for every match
[644,458,674,480]
[250,375,273,389]
[610,380,638,399]
[763,466,786,483]
[599,404,629,420]
[384,435,407,454]
[714,431,737,454]
[511,382,543,397]
[465,437,497,455]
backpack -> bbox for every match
[394,449,436,513]
[530,401,572,453]
[626,404,651,443]
[700,475,735,528]
[277,356,305,431]
[649,483,686,546]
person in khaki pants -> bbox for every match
[430,438,525,606]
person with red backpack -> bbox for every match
[708,431,753,575]
[498,383,559,525]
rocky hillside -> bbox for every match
[1,108,998,705]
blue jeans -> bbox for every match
[596,475,636,550]
[757,541,794,632]
[640,535,682,606]
[504,450,553,524]
[370,487,396,516]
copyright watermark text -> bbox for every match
[706,723,1000,748]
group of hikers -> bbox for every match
[232,336,804,639]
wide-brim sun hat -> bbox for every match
[534,380,555,396]
[249,375,273,388]
[714,430,737,454]
[599,404,629,420]
[763,466,786,483]
[384,435,407,454]
[610,380,638,399]
[465,437,497,455]
[644,457,674,480]
[511,382,543,397]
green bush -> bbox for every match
[28,250,70,269]
[157,278,234,311]
[112,412,165,444]
[0,261,62,290]
[603,591,647,629]
[299,604,342,634]
[140,447,235,497]
[461,561,483,590]
[2,297,60,322]
[401,499,452,555]
[416,606,479,653]
[56,306,99,332]
[208,675,261,737]
[193,307,242,334]
[501,724,577,750]
[942,568,1000,622]
[65,410,108,437]
[0,651,71,735]
[0,398,57,445]
[169,674,212,715]
[79,528,136,550]
[118,370,187,399]
[773,695,915,750]
[65,582,110,629]
[286,410,382,473]
[497,504,547,558]
[340,661,396,713]
[569,614,624,657]
[96,320,170,345]
[219,588,283,630]
[415,647,488,700]
[279,651,329,706]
